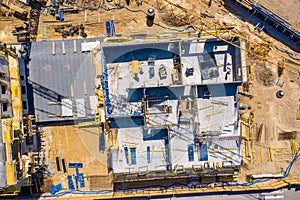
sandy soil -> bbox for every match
[236,46,300,181]
[257,0,300,29]
[249,61,300,131]
[42,125,112,192]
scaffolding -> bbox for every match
[0,47,26,196]
[8,55,23,132]
[1,118,17,186]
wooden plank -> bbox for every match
[297,105,300,120]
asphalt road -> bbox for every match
[151,188,300,200]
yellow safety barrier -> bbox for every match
[77,121,101,127]
[297,105,300,120]
[241,123,248,137]
[6,160,16,185]
[260,147,263,163]
[221,148,238,150]
[0,189,20,197]
[268,147,274,162]
[290,140,298,155]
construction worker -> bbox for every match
[137,0,143,6]
[197,30,202,39]
[225,69,231,80]
[208,0,212,8]
[66,0,73,5]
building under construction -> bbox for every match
[0,44,37,196]
[1,0,300,198]
[25,39,99,123]
[2,34,246,193]
[98,35,246,188]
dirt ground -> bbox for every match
[1,0,300,43]
[38,2,164,41]
[257,0,300,29]
[236,54,300,181]
[41,125,113,192]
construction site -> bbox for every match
[0,0,300,199]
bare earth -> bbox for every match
[258,0,300,29]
